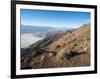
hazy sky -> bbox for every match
[21,9,90,28]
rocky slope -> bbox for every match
[21,23,90,69]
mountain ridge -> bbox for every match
[21,23,90,69]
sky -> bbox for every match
[21,9,90,28]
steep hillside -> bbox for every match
[21,23,90,69]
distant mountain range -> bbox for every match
[21,23,90,69]
[21,25,74,34]
[21,25,56,33]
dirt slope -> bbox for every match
[21,23,90,69]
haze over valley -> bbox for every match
[21,25,69,48]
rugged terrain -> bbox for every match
[21,23,90,69]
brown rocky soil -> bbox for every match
[21,23,90,69]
